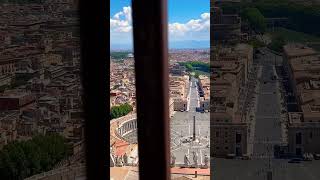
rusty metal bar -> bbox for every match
[132,0,170,179]
[80,0,109,179]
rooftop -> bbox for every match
[284,43,318,58]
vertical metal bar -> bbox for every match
[193,116,196,141]
[80,0,109,179]
[132,0,170,179]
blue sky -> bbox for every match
[110,0,209,49]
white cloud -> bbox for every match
[201,12,210,20]
[110,6,132,33]
[110,6,209,45]
[169,12,210,41]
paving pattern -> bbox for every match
[171,77,210,166]
[211,48,320,180]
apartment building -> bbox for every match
[170,63,186,76]
[211,73,250,157]
[0,111,18,149]
[211,6,241,45]
[283,44,320,155]
[199,75,210,112]
[169,75,189,112]
[211,44,253,158]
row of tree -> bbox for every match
[179,61,210,73]
[110,103,133,119]
[268,35,286,52]
[221,0,320,36]
[0,134,71,180]
[241,7,267,33]
[110,52,132,60]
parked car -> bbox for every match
[226,154,235,159]
[242,155,250,160]
[303,153,312,161]
[313,154,320,160]
[288,158,302,163]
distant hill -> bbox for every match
[169,40,210,49]
[110,43,133,51]
[111,40,209,50]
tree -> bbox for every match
[194,72,200,78]
[268,35,286,52]
[239,0,320,36]
[179,61,209,73]
[185,64,194,72]
[242,8,267,33]
[110,103,133,119]
[0,134,70,180]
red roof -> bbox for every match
[113,140,130,156]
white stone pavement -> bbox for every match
[186,80,192,112]
[273,66,288,144]
[248,65,262,156]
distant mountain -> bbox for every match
[169,40,209,49]
[110,40,209,51]
[110,43,133,51]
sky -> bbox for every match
[110,0,209,49]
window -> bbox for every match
[236,133,242,143]
[216,131,220,137]
[296,132,302,145]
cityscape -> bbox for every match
[110,0,211,179]
[211,0,320,180]
[0,0,319,179]
[110,49,211,179]
[0,0,86,179]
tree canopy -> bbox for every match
[110,103,133,119]
[241,8,267,33]
[220,0,320,36]
[268,35,286,52]
[0,134,71,180]
[179,61,210,73]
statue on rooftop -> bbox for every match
[193,151,198,167]
[123,153,128,165]
[171,153,176,167]
[184,154,190,167]
[204,154,209,168]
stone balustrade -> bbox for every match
[25,164,86,180]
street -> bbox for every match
[211,48,320,180]
[253,50,282,158]
[170,76,210,165]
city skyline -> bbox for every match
[110,0,209,50]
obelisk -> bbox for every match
[193,116,196,141]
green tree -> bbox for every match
[0,134,70,180]
[185,64,194,72]
[242,7,267,33]
[110,103,133,119]
[194,72,200,78]
[268,35,286,52]
[236,0,320,36]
